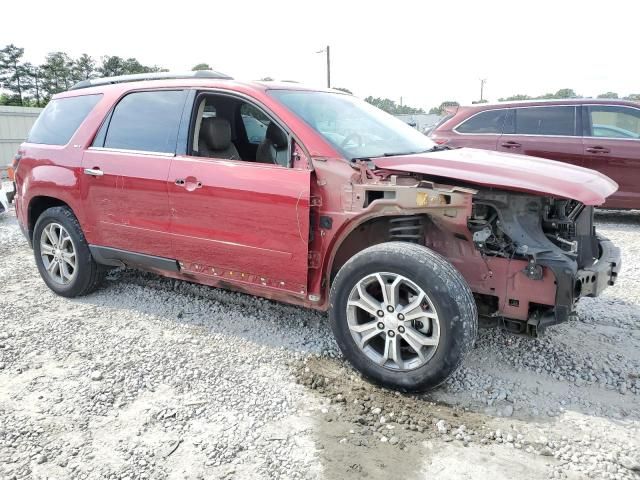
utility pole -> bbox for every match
[480,78,487,102]
[326,45,331,88]
[316,46,331,88]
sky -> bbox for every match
[1,0,639,110]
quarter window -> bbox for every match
[28,94,102,145]
[513,106,576,136]
[101,90,187,153]
[456,110,507,134]
[589,105,640,139]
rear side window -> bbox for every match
[513,106,576,136]
[28,94,102,145]
[101,90,187,153]
[455,109,507,134]
[588,105,640,139]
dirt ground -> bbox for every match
[0,206,639,480]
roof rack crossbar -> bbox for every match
[69,70,233,91]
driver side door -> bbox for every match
[168,92,312,298]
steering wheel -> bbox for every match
[340,132,363,149]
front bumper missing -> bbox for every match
[576,236,621,297]
[531,235,621,335]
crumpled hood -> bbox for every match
[372,148,618,205]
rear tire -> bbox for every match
[33,206,105,297]
[329,242,477,392]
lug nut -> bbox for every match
[387,305,394,313]
[398,325,405,333]
[377,322,385,329]
[397,313,405,321]
[377,310,385,317]
[388,330,395,337]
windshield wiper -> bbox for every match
[382,150,422,157]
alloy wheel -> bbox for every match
[346,272,440,371]
[40,223,77,285]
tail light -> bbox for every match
[8,152,22,180]
[432,138,450,145]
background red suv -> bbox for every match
[430,99,640,209]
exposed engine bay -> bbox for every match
[467,194,599,270]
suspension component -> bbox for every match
[389,217,424,243]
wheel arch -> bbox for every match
[27,196,73,243]
[324,213,429,296]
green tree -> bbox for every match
[123,57,154,74]
[22,63,43,107]
[533,88,577,99]
[40,52,75,98]
[192,63,212,71]
[73,54,96,81]
[333,87,352,94]
[498,94,532,101]
[260,76,274,81]
[0,44,27,105]
[625,93,640,101]
[597,91,619,99]
[364,96,424,114]
[98,55,127,77]
[428,106,441,114]
[553,88,577,99]
[98,55,165,77]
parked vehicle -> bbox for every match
[429,99,640,209]
[0,184,11,215]
[13,72,621,391]
[1,166,15,214]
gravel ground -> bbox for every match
[0,205,639,480]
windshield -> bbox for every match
[269,90,436,160]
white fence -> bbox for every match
[0,106,43,171]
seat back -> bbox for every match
[256,123,288,166]
[198,117,240,160]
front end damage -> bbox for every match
[335,167,620,336]
[460,191,621,335]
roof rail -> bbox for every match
[69,70,233,91]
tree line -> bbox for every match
[498,88,640,102]
[0,44,167,107]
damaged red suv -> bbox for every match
[13,72,621,391]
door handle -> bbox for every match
[175,178,203,190]
[586,146,610,154]
[501,141,521,149]
[84,167,104,176]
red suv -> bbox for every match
[13,72,621,391]
[430,99,640,209]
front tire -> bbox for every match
[329,242,477,392]
[33,206,105,297]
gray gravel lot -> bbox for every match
[0,206,639,480]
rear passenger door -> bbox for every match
[497,106,584,166]
[582,104,640,209]
[82,89,188,258]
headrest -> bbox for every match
[201,117,232,150]
[266,122,287,149]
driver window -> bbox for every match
[191,94,290,167]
